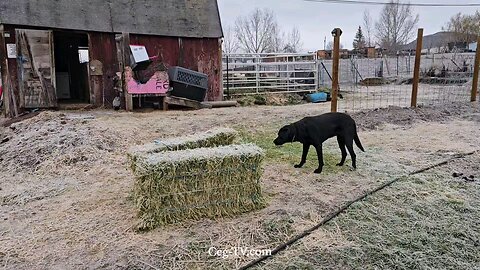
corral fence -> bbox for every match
[222,53,319,96]
[223,31,480,113]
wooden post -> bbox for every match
[331,28,342,112]
[0,25,10,117]
[121,32,133,111]
[411,28,423,107]
[471,37,480,102]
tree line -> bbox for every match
[355,0,480,53]
[223,8,303,54]
[224,1,480,54]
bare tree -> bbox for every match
[375,0,419,53]
[443,11,480,43]
[271,24,285,52]
[363,10,374,47]
[284,27,303,53]
[222,26,239,54]
[235,8,279,53]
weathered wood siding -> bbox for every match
[88,32,118,106]
[0,25,22,116]
[129,35,223,101]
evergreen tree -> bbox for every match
[353,26,366,50]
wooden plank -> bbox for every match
[201,101,238,108]
[15,29,25,109]
[0,25,19,117]
[163,97,169,111]
[0,24,11,117]
[411,28,423,108]
[471,37,480,102]
[164,96,212,109]
[17,29,57,108]
[1,111,40,127]
[121,32,133,111]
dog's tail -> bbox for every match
[354,133,365,152]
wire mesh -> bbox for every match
[336,52,476,113]
[416,52,474,106]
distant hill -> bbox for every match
[401,31,472,51]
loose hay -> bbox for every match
[127,127,237,171]
[133,144,266,230]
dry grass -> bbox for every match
[0,112,117,176]
[262,154,480,270]
[133,144,265,230]
[1,102,479,269]
[127,128,237,172]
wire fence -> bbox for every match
[222,50,477,112]
[337,52,476,112]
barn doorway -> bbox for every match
[53,32,90,103]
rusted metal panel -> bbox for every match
[182,38,222,101]
[88,32,118,107]
[129,35,222,101]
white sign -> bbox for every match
[7,44,16,59]
[130,45,149,63]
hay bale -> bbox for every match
[128,127,237,171]
[133,144,265,230]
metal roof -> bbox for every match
[0,0,223,38]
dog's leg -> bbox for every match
[295,144,310,168]
[313,144,324,174]
[345,139,357,169]
[336,136,347,166]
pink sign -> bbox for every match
[125,67,169,94]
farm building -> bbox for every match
[0,0,224,117]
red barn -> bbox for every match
[0,0,224,117]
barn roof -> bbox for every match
[0,0,223,38]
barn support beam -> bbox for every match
[0,24,9,117]
[121,32,133,111]
[0,24,19,118]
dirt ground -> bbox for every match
[1,101,479,269]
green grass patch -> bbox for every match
[237,129,346,174]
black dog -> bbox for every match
[273,112,364,174]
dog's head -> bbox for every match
[273,124,295,146]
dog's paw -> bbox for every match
[314,168,323,174]
[336,163,344,166]
[294,164,303,168]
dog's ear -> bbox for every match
[286,124,296,139]
[278,125,291,139]
[295,122,306,140]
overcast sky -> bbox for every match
[217,0,479,52]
